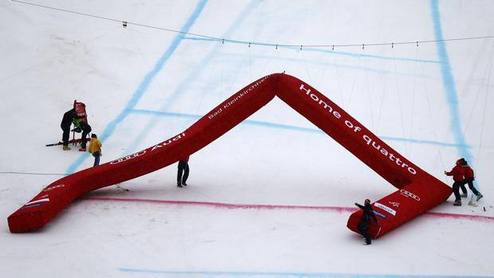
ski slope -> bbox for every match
[1,0,494,277]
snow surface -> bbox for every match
[1,0,494,277]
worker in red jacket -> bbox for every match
[459,158,483,201]
[444,159,465,206]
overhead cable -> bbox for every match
[11,0,494,50]
[0,171,66,176]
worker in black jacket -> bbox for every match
[355,199,378,245]
[177,155,190,187]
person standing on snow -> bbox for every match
[355,199,378,245]
[444,159,465,206]
[88,133,102,167]
[60,108,77,150]
[60,101,91,151]
[459,158,483,201]
[177,155,190,188]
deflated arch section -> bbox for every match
[8,73,452,237]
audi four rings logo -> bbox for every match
[399,189,421,201]
[110,150,146,165]
[43,184,65,192]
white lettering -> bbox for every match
[332,111,341,119]
[388,201,400,208]
[208,76,269,120]
[374,202,397,216]
[319,99,334,113]
[389,153,396,162]
[151,133,186,152]
[395,157,402,167]
[208,107,222,120]
[362,134,417,175]
[299,83,311,94]
[300,83,343,122]
[110,150,146,165]
[24,197,50,207]
[363,134,372,145]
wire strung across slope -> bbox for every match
[0,171,66,176]
[12,0,494,50]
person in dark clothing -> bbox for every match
[459,183,469,198]
[355,199,378,245]
[444,159,465,206]
[177,156,190,188]
[60,102,91,151]
[457,157,468,198]
[61,108,77,150]
[459,158,483,201]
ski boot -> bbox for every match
[476,194,484,201]
[454,200,462,206]
[63,145,71,151]
[79,147,86,152]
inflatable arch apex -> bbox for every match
[8,73,452,237]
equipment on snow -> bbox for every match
[46,138,90,147]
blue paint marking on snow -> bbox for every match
[430,0,473,164]
[379,135,469,148]
[184,36,441,64]
[129,109,467,148]
[65,0,209,174]
[124,0,261,154]
[118,268,494,278]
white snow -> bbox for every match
[1,0,494,277]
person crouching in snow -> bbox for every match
[60,101,91,151]
[355,199,378,245]
[444,159,465,206]
[459,158,483,202]
[88,133,102,167]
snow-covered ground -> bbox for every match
[1,0,494,277]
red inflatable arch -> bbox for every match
[8,73,452,236]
